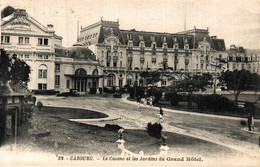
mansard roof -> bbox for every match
[210,38,226,51]
[79,20,226,51]
[120,30,194,49]
[55,46,96,61]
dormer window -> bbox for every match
[128,41,133,47]
[139,35,143,41]
[184,44,189,50]
[140,42,145,48]
[151,36,155,41]
[152,43,156,48]
[173,44,178,50]
[127,34,132,40]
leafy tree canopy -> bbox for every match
[140,70,161,85]
[10,56,31,84]
[218,69,259,108]
[173,73,213,92]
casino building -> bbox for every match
[78,19,228,88]
[1,8,61,91]
[1,7,104,94]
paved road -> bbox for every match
[37,94,260,162]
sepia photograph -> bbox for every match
[0,0,260,166]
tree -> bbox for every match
[0,49,12,94]
[140,70,161,86]
[218,70,258,109]
[10,56,31,84]
[172,72,213,108]
[0,51,31,93]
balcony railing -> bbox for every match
[113,56,118,60]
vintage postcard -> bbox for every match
[0,0,260,166]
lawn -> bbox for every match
[14,106,244,159]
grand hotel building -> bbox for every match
[2,7,258,94]
[78,19,228,88]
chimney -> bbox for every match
[47,24,55,33]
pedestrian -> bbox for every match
[248,113,254,131]
[159,107,163,116]
[149,96,153,106]
[158,107,164,123]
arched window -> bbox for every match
[92,69,98,75]
[107,73,115,87]
[75,68,87,76]
[126,75,134,86]
[38,64,48,78]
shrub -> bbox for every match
[194,94,235,111]
[165,91,177,101]
[104,124,123,131]
[136,87,145,98]
[240,120,246,126]
[170,97,179,106]
[244,102,255,115]
[146,122,162,139]
[37,101,43,110]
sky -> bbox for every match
[1,0,260,49]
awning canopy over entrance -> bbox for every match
[65,74,105,79]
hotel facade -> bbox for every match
[1,8,259,94]
[78,19,228,88]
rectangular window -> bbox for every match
[44,55,48,59]
[5,36,10,43]
[20,54,23,58]
[18,37,23,44]
[55,64,60,71]
[119,79,123,88]
[43,84,47,90]
[44,39,48,45]
[38,70,43,78]
[113,61,117,67]
[38,55,43,59]
[107,61,110,67]
[1,36,3,43]
[25,55,29,59]
[39,69,47,78]
[201,64,204,70]
[25,37,29,44]
[196,64,198,70]
[55,75,60,86]
[162,79,167,86]
[38,83,47,90]
[43,70,47,78]
[38,38,43,45]
[66,80,70,89]
[120,61,122,67]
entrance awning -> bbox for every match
[65,74,105,79]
